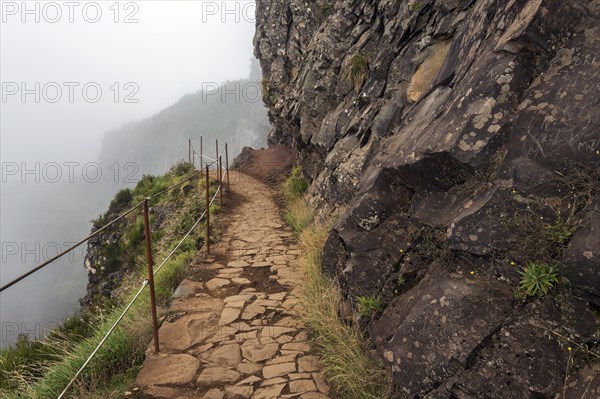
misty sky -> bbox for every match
[1,0,257,164]
[0,1,259,346]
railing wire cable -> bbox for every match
[57,182,222,399]
[0,201,144,292]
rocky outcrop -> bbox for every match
[254,0,599,397]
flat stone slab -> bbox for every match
[202,344,242,368]
[252,261,272,268]
[206,278,231,291]
[253,383,286,399]
[196,366,240,386]
[136,354,199,386]
[262,361,296,379]
[172,279,204,298]
[241,342,279,363]
[228,260,250,268]
[290,379,317,394]
[158,313,219,351]
[219,307,241,326]
[225,385,253,398]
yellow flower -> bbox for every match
[400,249,404,253]
[510,261,516,266]
[470,271,475,275]
[568,347,572,351]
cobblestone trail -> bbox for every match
[132,171,332,399]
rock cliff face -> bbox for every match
[254,0,599,397]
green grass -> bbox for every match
[356,296,384,316]
[299,226,393,398]
[281,166,313,233]
[281,166,309,201]
[516,261,560,299]
[544,218,576,245]
[344,52,369,89]
[284,199,314,234]
[280,167,393,398]
[409,1,422,12]
[319,3,333,17]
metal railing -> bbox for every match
[0,137,231,399]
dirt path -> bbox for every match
[132,171,331,399]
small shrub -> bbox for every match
[108,189,132,212]
[545,218,576,245]
[397,275,406,287]
[115,189,132,205]
[261,78,269,95]
[103,241,123,274]
[319,3,332,17]
[126,217,144,248]
[345,52,369,89]
[284,199,314,234]
[356,296,384,316]
[282,166,309,201]
[409,1,422,12]
[517,262,559,298]
[170,161,193,176]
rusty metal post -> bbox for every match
[142,199,160,354]
[219,156,223,207]
[200,136,203,171]
[216,139,219,165]
[205,165,210,255]
[225,143,230,193]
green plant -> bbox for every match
[284,199,314,234]
[170,161,193,176]
[319,3,332,17]
[282,166,309,201]
[356,296,384,316]
[112,189,132,207]
[545,218,576,245]
[409,1,422,12]
[397,275,406,287]
[517,262,559,298]
[261,78,269,95]
[410,225,449,263]
[344,52,369,89]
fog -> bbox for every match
[0,1,261,347]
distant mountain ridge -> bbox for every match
[98,59,269,176]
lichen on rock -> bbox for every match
[254,0,600,396]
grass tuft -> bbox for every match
[281,166,313,233]
[356,296,384,317]
[299,226,393,398]
[280,166,392,398]
[344,53,369,89]
[516,261,560,299]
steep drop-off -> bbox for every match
[254,0,599,397]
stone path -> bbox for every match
[132,171,332,399]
